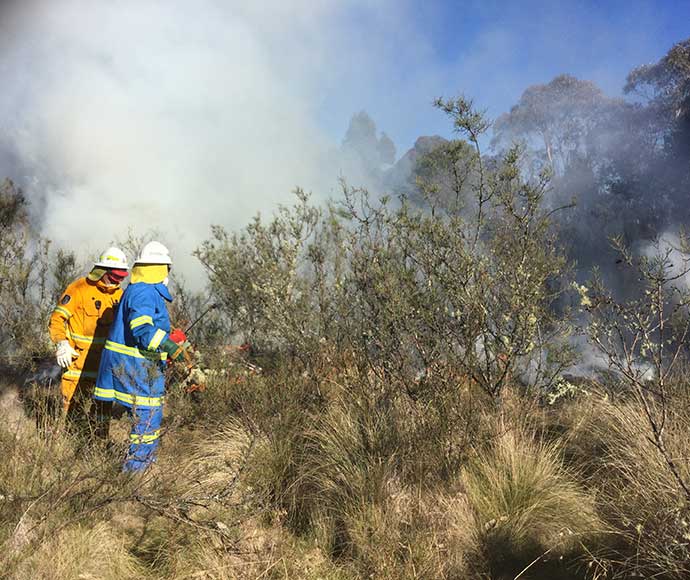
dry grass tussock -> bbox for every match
[283,399,601,579]
[165,519,347,580]
[12,521,146,580]
[460,425,602,579]
[0,402,122,532]
[339,488,477,579]
[0,394,139,576]
[248,382,476,578]
[0,387,345,580]
[260,379,600,579]
[571,395,690,578]
[174,419,257,501]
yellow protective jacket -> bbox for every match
[48,277,123,392]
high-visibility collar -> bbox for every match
[155,283,172,302]
[127,280,173,302]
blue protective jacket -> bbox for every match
[94,282,173,408]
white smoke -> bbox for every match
[638,233,690,290]
[0,0,411,281]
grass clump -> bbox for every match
[580,396,690,578]
[176,419,257,501]
[461,426,601,579]
[342,489,476,579]
[0,394,127,552]
[12,521,146,580]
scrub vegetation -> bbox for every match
[1,38,690,579]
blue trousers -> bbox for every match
[121,404,163,472]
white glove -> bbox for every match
[56,340,79,368]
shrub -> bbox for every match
[196,189,349,369]
[0,180,53,367]
[197,99,575,406]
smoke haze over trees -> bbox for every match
[0,1,687,283]
[490,43,690,291]
[336,39,690,299]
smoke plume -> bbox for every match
[0,0,409,277]
[0,0,684,285]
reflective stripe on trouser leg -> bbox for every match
[123,405,163,472]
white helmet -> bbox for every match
[134,241,172,265]
[94,246,129,270]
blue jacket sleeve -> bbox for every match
[127,287,169,351]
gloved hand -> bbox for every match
[160,337,186,362]
[56,339,79,368]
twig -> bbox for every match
[513,546,554,579]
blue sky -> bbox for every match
[320,0,690,154]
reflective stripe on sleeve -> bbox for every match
[63,369,98,381]
[53,306,72,318]
[114,391,163,407]
[129,430,161,444]
[130,315,153,330]
[147,329,166,351]
[104,340,167,361]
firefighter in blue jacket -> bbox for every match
[94,241,186,472]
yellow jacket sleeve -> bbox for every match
[48,284,79,344]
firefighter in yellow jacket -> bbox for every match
[48,247,129,422]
